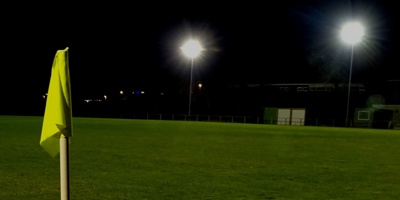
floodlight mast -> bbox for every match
[340,21,364,127]
[180,39,203,117]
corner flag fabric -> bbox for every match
[40,47,72,157]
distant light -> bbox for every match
[42,95,46,99]
[104,95,107,100]
[135,91,141,95]
[141,91,145,94]
[84,99,92,103]
[161,92,165,96]
[181,39,203,59]
[120,90,124,95]
[340,22,364,45]
[198,83,203,89]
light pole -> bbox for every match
[340,21,364,127]
[181,39,203,116]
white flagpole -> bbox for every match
[60,136,70,200]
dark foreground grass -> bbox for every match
[1,115,400,199]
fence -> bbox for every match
[103,113,395,129]
[123,113,261,124]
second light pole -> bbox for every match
[340,21,365,127]
[181,39,203,116]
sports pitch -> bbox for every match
[1,115,399,199]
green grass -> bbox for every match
[1,115,400,199]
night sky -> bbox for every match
[1,0,399,115]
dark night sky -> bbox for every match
[1,0,399,115]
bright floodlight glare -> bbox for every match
[181,39,203,58]
[340,22,364,45]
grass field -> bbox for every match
[1,115,400,199]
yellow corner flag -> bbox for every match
[40,47,72,157]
